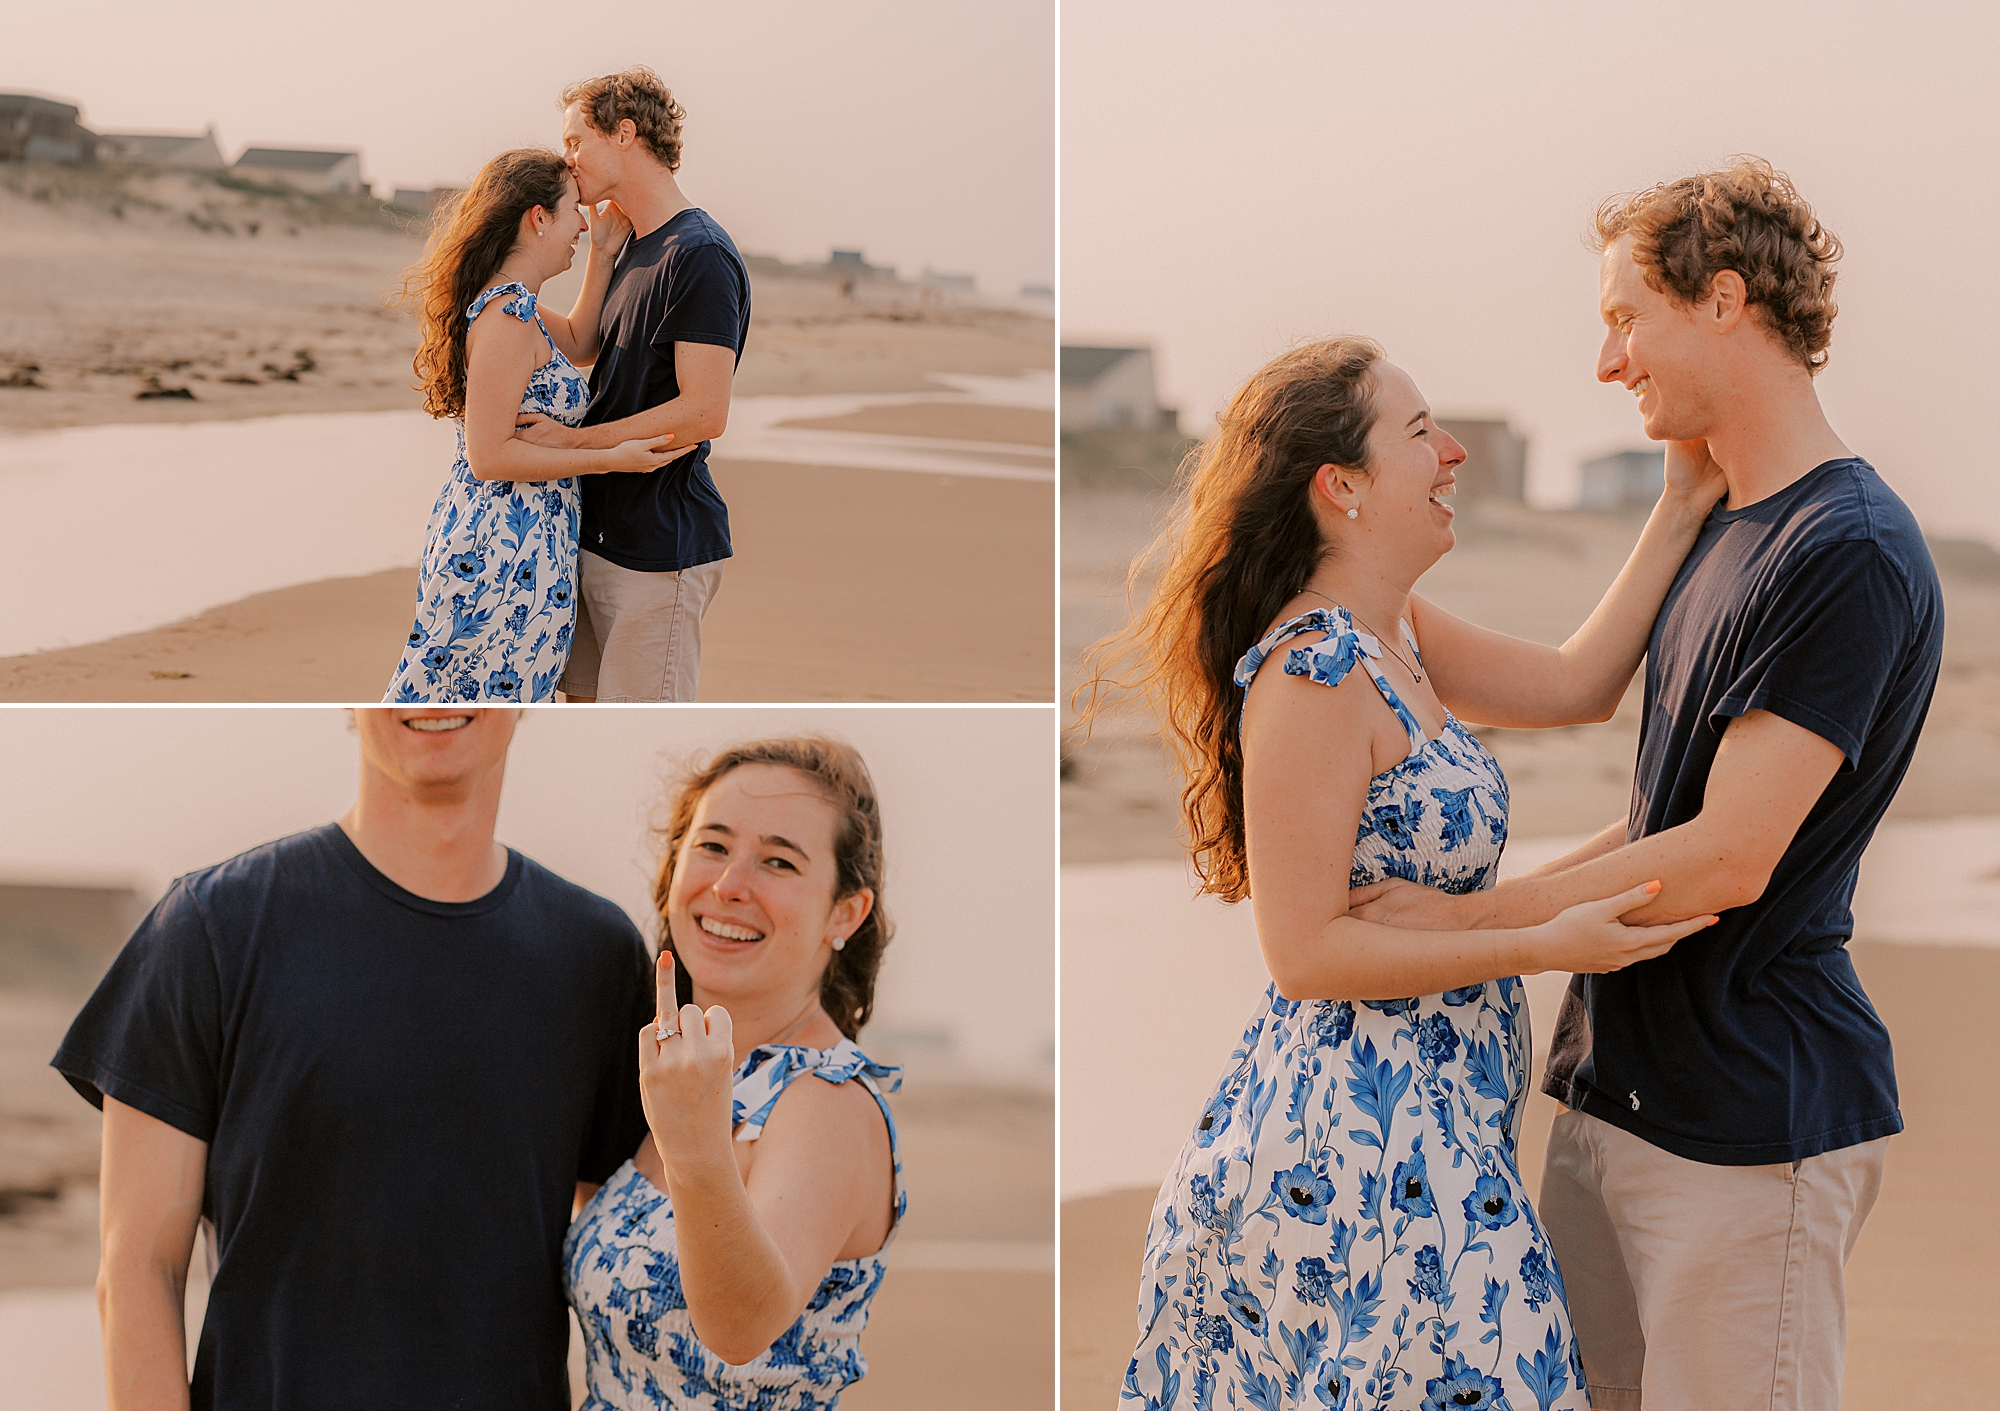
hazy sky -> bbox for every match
[1064,1,2000,531]
[11,0,1054,296]
[0,707,1054,1083]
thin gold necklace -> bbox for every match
[1300,591,1424,683]
[765,994,827,1048]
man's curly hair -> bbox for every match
[1593,157,1841,375]
[562,67,686,172]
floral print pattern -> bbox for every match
[1124,607,1588,1411]
[383,282,590,702]
[565,1040,905,1410]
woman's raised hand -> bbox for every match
[1529,880,1716,975]
[1663,438,1727,512]
[585,199,635,258]
[608,435,680,473]
[638,952,737,1177]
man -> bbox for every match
[517,67,751,703]
[1353,159,1942,1409]
[55,709,653,1409]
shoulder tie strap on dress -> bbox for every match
[465,281,558,354]
[728,1039,909,1256]
[1234,605,1428,749]
[465,281,536,323]
[730,1040,905,1140]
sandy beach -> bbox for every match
[0,165,1053,702]
[1058,483,2000,1408]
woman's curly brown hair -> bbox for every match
[1072,337,1386,902]
[1594,156,1841,374]
[562,66,687,172]
[395,148,570,419]
[653,736,891,1039]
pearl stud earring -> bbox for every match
[1346,507,1359,519]
[831,935,847,951]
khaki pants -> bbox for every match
[559,550,724,702]
[1538,1108,1886,1411]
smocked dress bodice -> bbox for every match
[565,1040,905,1410]
[385,281,590,702]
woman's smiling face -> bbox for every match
[522,173,589,281]
[1312,361,1466,575]
[664,764,870,1006]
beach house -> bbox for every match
[1578,448,1665,510]
[1435,417,1528,500]
[100,128,226,169]
[1060,345,1171,432]
[0,93,98,165]
[231,147,364,194]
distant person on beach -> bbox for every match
[1347,160,1943,1411]
[1081,338,1726,1411]
[384,150,679,703]
[53,710,654,1407]
[512,67,752,704]
[565,737,903,1407]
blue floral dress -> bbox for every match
[565,1040,905,1410]
[1124,608,1588,1411]
[383,281,588,702]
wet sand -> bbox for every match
[1059,941,2000,1411]
[0,448,1053,703]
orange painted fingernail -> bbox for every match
[1645,881,1661,894]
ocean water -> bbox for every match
[0,373,1052,657]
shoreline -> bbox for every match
[0,449,1053,702]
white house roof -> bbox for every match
[234,147,357,171]
[103,132,212,159]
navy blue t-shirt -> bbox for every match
[1542,458,1942,1165]
[52,824,654,1410]
[580,207,750,572]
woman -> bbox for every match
[566,737,902,1410]
[1083,338,1725,1411]
[384,149,677,703]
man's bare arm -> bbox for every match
[1520,820,1627,880]
[99,1096,206,1411]
[1354,708,1845,929]
[519,342,735,457]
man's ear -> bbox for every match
[1705,269,1748,333]
[617,118,638,149]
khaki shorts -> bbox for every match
[559,550,724,702]
[1538,1107,1887,1411]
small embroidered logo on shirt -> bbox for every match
[1628,1091,1642,1111]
